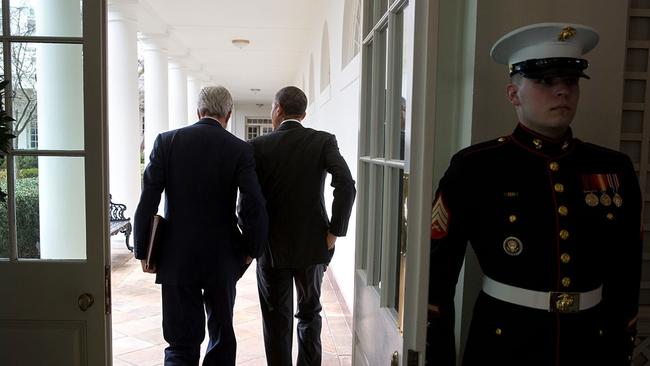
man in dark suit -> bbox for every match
[251,86,356,365]
[134,86,268,366]
[427,23,642,365]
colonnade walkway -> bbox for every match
[110,237,353,365]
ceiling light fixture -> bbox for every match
[232,39,250,49]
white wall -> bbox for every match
[294,0,361,311]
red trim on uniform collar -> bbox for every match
[511,123,574,158]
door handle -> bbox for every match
[78,293,94,311]
[391,351,399,366]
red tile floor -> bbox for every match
[110,237,352,366]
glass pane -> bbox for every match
[359,162,370,271]
[10,0,82,37]
[373,29,387,158]
[360,42,373,156]
[16,156,86,259]
[363,0,374,38]
[378,0,388,21]
[12,43,84,150]
[399,40,408,160]
[372,164,384,284]
[395,6,412,161]
[0,158,8,259]
[394,169,407,309]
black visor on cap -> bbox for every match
[510,57,590,79]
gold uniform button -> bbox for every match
[554,183,564,193]
[509,215,517,223]
[495,328,502,336]
[558,206,568,216]
[606,213,614,220]
[561,277,571,287]
[598,329,604,336]
[533,139,543,149]
[559,229,569,240]
[560,253,571,264]
[549,162,559,171]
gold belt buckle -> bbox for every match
[549,292,580,313]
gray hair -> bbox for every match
[197,86,233,118]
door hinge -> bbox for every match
[105,265,112,315]
[407,349,419,366]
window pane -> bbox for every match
[359,162,370,271]
[392,5,412,161]
[16,156,86,259]
[394,169,407,309]
[372,29,387,158]
[378,0,388,22]
[360,42,373,156]
[12,43,84,150]
[363,0,374,38]
[0,159,8,259]
[372,164,384,284]
[10,0,82,37]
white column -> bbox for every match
[187,73,201,123]
[168,60,188,128]
[107,2,141,227]
[139,34,169,166]
[35,0,85,259]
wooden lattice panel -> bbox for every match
[627,2,650,362]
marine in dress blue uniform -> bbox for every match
[426,23,642,365]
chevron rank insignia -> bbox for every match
[431,194,450,240]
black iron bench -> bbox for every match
[109,194,133,252]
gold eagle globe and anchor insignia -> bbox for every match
[558,26,577,41]
[553,293,579,313]
[503,236,523,256]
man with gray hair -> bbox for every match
[134,86,268,365]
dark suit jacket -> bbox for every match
[250,120,356,268]
[134,118,268,285]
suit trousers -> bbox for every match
[161,280,237,366]
[257,261,325,366]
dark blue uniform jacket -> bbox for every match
[428,124,642,365]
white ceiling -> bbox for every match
[138,0,321,104]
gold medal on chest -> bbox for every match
[503,236,523,256]
[613,193,623,207]
[585,193,599,207]
[600,193,612,207]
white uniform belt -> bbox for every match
[482,276,602,313]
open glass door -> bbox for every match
[0,0,109,365]
[352,0,417,364]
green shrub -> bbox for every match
[18,168,38,178]
[17,156,37,169]
[0,177,40,258]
